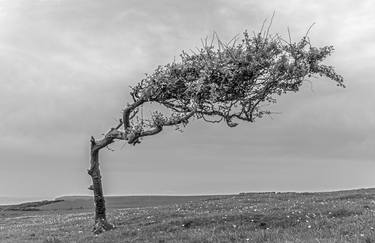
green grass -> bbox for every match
[1,189,375,242]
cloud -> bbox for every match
[0,0,374,197]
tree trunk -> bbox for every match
[88,140,114,234]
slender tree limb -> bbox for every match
[163,111,195,126]
[127,126,163,145]
[126,111,195,145]
[123,99,145,130]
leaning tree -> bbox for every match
[87,26,344,233]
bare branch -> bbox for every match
[129,109,139,120]
[287,27,292,44]
[265,11,276,38]
[115,119,123,130]
[260,18,268,34]
[123,99,145,130]
[304,22,316,39]
[127,126,163,145]
[163,111,195,126]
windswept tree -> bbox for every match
[87,26,344,233]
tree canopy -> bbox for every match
[118,30,344,146]
[91,28,344,151]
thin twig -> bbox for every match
[287,27,292,44]
[260,18,268,33]
[265,11,276,38]
[304,22,316,39]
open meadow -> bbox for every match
[1,189,375,242]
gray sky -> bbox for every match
[1,0,374,201]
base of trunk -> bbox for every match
[92,218,115,234]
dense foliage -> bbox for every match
[123,30,344,144]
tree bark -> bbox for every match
[88,139,114,234]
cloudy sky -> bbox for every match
[0,0,374,202]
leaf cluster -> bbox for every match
[127,30,344,134]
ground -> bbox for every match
[1,188,375,242]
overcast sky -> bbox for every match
[0,0,374,203]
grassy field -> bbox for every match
[1,189,375,242]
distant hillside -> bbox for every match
[0,196,53,206]
[42,195,228,211]
[0,199,63,211]
[1,195,229,212]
